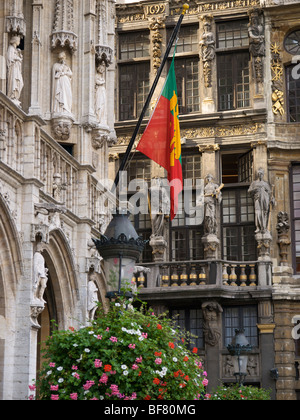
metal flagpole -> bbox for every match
[112,3,189,192]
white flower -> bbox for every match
[115,303,121,307]
[173,357,178,362]
[123,370,129,376]
[46,371,52,377]
[58,378,64,383]
[57,366,63,371]
[121,365,127,370]
[88,331,94,335]
[73,343,78,347]
[84,348,90,353]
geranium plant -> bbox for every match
[209,384,271,401]
[36,297,208,401]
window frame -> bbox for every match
[216,19,251,112]
[286,64,300,123]
[291,163,300,274]
[223,305,259,348]
[169,307,205,350]
[221,186,257,262]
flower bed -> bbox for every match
[36,298,208,401]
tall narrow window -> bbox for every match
[217,20,250,111]
[167,25,200,114]
[170,153,203,261]
[291,164,300,273]
[223,306,258,348]
[287,64,300,123]
[118,31,150,121]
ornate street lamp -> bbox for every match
[227,329,253,386]
[93,209,147,300]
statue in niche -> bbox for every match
[33,243,48,304]
[248,168,275,234]
[7,36,24,107]
[202,301,223,346]
[204,174,223,236]
[52,52,73,115]
[248,9,265,58]
[150,178,170,239]
[200,16,215,88]
[95,62,107,126]
[88,272,99,321]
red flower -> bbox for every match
[153,378,160,385]
[168,342,175,349]
[144,395,151,400]
[104,364,112,372]
[192,347,198,354]
[174,371,180,378]
[157,324,162,330]
[155,352,162,357]
[183,356,189,362]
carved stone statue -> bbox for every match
[150,178,170,239]
[52,52,73,115]
[200,16,215,88]
[7,36,24,107]
[202,301,223,346]
[33,243,48,304]
[95,62,107,125]
[88,272,99,321]
[248,9,265,58]
[204,174,223,236]
[248,168,275,234]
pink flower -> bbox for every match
[136,356,143,364]
[97,335,103,340]
[132,364,139,370]
[73,372,80,380]
[72,365,78,370]
[94,359,102,368]
[142,332,148,339]
[29,385,36,391]
[202,378,209,387]
[155,358,162,365]
[50,385,59,391]
[110,336,118,343]
[83,380,95,391]
[110,384,119,396]
[51,395,59,400]
[203,371,208,377]
[49,363,55,368]
[106,327,110,332]
[99,373,108,385]
[129,344,136,349]
[70,393,78,400]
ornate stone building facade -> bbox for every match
[0,0,115,400]
[111,0,300,400]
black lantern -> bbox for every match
[93,209,147,299]
[227,329,253,386]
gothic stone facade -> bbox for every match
[111,0,300,400]
[0,0,115,400]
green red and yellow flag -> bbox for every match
[136,57,183,220]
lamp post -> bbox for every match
[93,209,147,300]
[227,329,253,386]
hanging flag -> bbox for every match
[136,57,183,220]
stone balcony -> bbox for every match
[133,259,273,304]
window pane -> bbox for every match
[217,20,249,49]
[173,58,200,114]
[119,32,150,60]
[119,63,150,120]
[287,65,300,123]
[168,25,199,54]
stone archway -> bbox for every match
[41,228,79,330]
[0,195,23,400]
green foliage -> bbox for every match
[37,297,208,401]
[209,384,272,401]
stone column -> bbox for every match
[28,0,43,116]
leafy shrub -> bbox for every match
[36,298,208,401]
[209,384,272,401]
